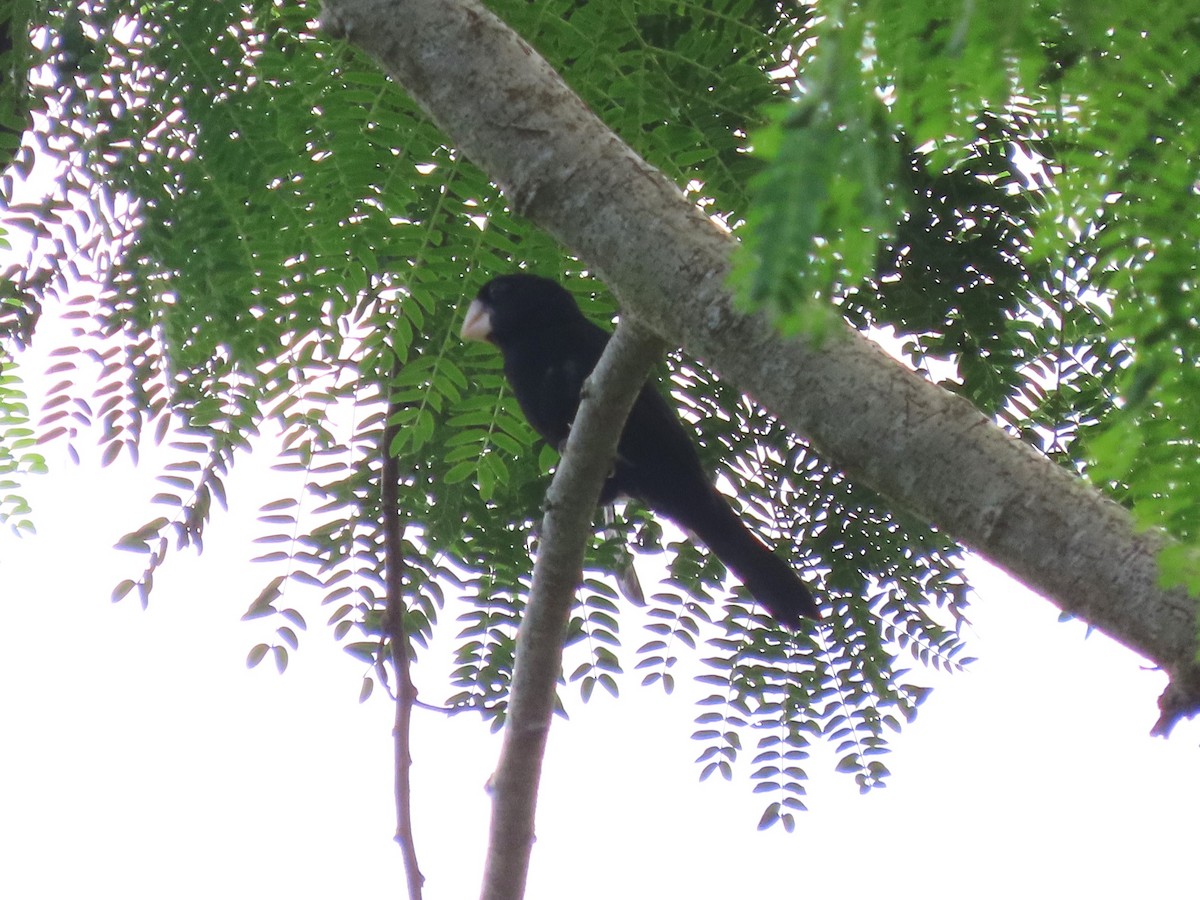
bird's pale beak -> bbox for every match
[460,298,492,342]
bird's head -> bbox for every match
[460,274,586,348]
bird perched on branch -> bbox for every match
[460,273,819,627]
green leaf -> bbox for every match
[110,579,137,603]
[246,643,270,669]
[242,576,285,620]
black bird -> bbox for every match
[460,274,819,626]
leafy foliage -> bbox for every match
[736,1,1199,587]
[2,0,1195,825]
[0,354,44,534]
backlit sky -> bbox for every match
[2,391,1198,899]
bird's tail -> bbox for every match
[674,487,819,627]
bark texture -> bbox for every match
[478,322,662,900]
[319,0,1200,726]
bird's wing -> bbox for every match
[613,379,711,504]
[533,352,589,451]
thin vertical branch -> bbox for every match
[383,389,424,900]
[479,321,663,900]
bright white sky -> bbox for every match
[2,345,1198,899]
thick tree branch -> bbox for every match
[479,322,663,900]
[319,0,1200,730]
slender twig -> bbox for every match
[479,320,664,900]
[382,387,424,900]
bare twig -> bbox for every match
[479,321,664,900]
[382,393,424,900]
